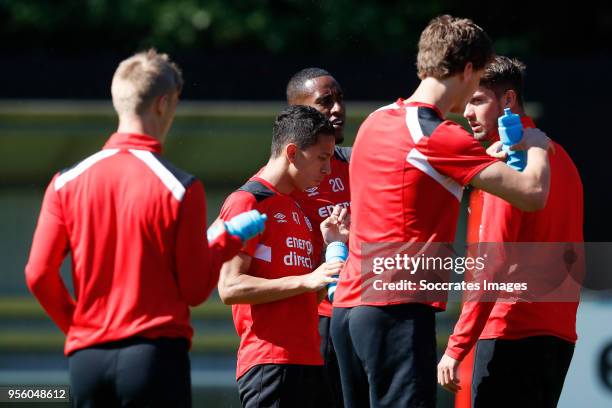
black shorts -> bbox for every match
[472,335,575,408]
[315,315,344,407]
[237,364,324,408]
[68,337,191,408]
[331,304,437,408]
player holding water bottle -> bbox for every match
[439,56,582,408]
[217,105,349,408]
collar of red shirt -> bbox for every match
[250,175,289,197]
[103,132,163,154]
[397,98,444,118]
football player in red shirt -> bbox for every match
[330,16,553,408]
[288,67,350,407]
[24,50,263,407]
[217,105,349,407]
[438,56,583,408]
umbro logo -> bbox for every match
[274,213,287,223]
[305,187,319,197]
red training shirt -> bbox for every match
[333,100,498,310]
[446,117,584,361]
[291,146,351,317]
[25,132,242,355]
[220,176,323,379]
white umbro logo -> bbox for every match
[274,213,287,223]
[305,187,319,197]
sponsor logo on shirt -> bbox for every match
[284,236,313,268]
[318,201,350,218]
[274,212,287,223]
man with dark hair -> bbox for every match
[439,56,583,408]
[465,56,527,144]
[288,67,350,407]
[217,105,350,407]
[331,16,553,407]
[25,49,263,407]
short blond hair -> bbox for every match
[417,15,494,80]
[111,49,183,115]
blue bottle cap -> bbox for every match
[498,107,521,127]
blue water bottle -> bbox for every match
[325,241,348,302]
[207,210,267,242]
[498,108,526,171]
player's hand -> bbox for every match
[321,205,350,244]
[510,127,553,152]
[301,261,342,291]
[486,141,507,160]
[437,353,462,393]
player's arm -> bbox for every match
[439,196,522,392]
[470,127,551,211]
[439,248,512,392]
[217,253,342,305]
[25,175,76,334]
[174,181,244,306]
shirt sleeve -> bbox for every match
[25,174,76,334]
[219,191,261,257]
[445,301,496,361]
[480,193,522,242]
[446,193,523,361]
[425,121,498,186]
[174,181,242,306]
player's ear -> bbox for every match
[503,89,518,110]
[155,94,168,116]
[462,62,474,81]
[285,143,298,163]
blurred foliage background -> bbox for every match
[2,0,611,57]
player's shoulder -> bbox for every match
[54,148,127,192]
[150,154,197,189]
[374,101,449,140]
[333,146,352,163]
[427,117,471,139]
[549,141,582,185]
[408,105,446,138]
[236,179,277,203]
[427,119,481,152]
[224,179,276,210]
[550,141,575,166]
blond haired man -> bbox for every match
[25,49,260,407]
[331,16,552,407]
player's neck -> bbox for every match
[259,159,295,195]
[116,114,164,143]
[406,77,463,116]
